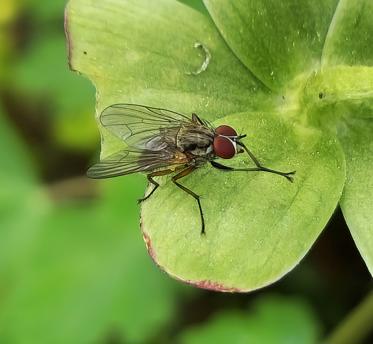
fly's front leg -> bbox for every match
[137,169,174,204]
[211,160,295,182]
[172,166,205,235]
[236,142,296,182]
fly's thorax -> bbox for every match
[176,125,214,157]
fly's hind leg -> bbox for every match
[137,169,174,204]
[172,166,205,235]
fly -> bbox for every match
[87,104,295,235]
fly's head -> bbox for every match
[213,125,246,159]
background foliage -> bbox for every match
[0,0,372,343]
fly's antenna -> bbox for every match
[236,134,247,140]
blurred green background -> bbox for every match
[0,1,372,343]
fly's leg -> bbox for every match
[236,142,295,182]
[211,160,295,182]
[137,169,174,204]
[172,166,205,235]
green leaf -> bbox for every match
[322,0,373,66]
[338,117,373,275]
[141,112,345,291]
[66,0,270,156]
[288,66,373,277]
[0,177,187,344]
[300,66,373,130]
[203,0,339,90]
[68,0,373,291]
[178,0,208,15]
[300,68,373,277]
[179,295,320,344]
[309,0,373,275]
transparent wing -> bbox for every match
[87,148,183,179]
[100,104,193,150]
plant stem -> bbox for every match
[325,290,373,344]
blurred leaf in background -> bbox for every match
[2,0,97,154]
[180,295,321,344]
[13,33,97,151]
[0,103,190,343]
[0,104,49,278]
[23,0,67,22]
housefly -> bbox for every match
[87,104,295,235]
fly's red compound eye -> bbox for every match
[215,125,237,137]
[213,136,236,159]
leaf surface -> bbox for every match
[203,0,339,90]
[141,112,345,291]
